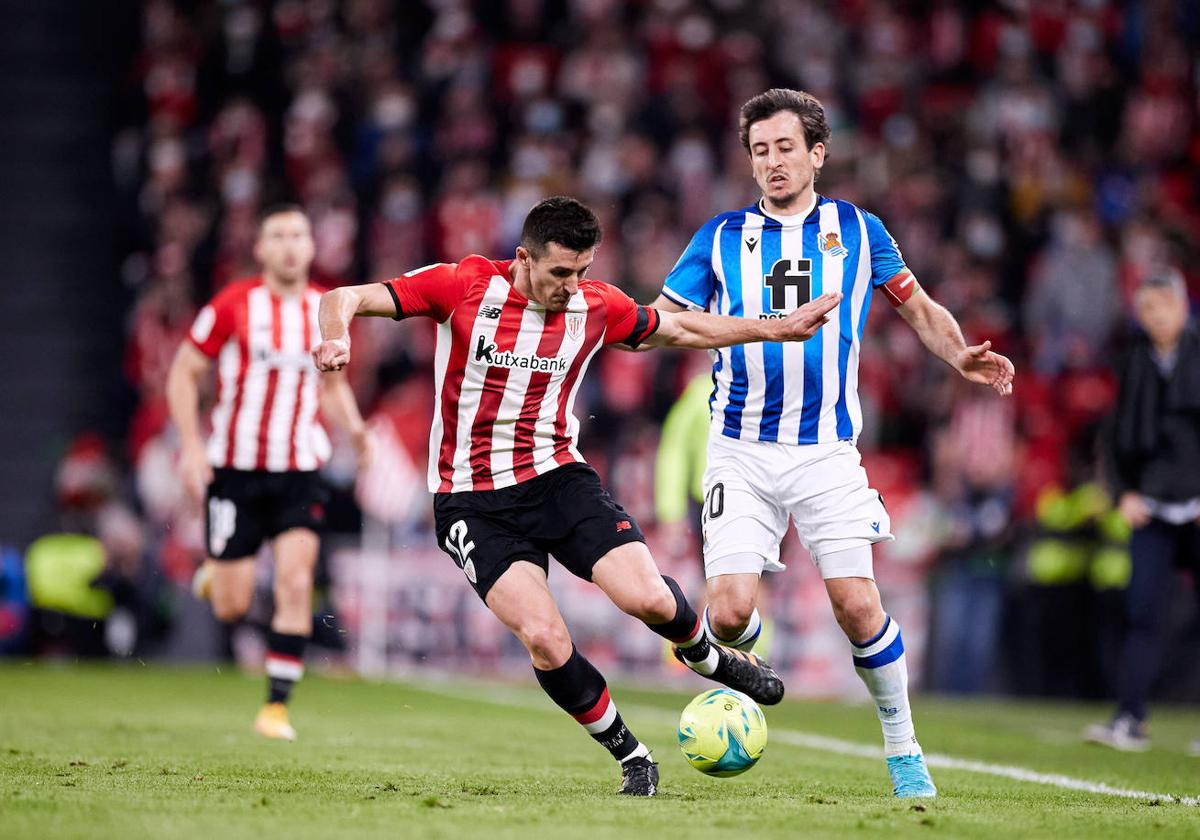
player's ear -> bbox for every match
[810,142,826,168]
[515,245,531,267]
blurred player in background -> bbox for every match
[1088,269,1200,754]
[313,196,840,796]
[651,89,1015,797]
[166,205,370,741]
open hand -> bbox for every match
[955,340,1015,396]
[774,292,843,341]
[312,337,351,372]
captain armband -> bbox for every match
[880,269,919,307]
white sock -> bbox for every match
[674,613,720,675]
[703,605,762,652]
[685,646,720,676]
[850,615,921,758]
[620,743,652,763]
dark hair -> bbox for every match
[520,196,602,258]
[1138,266,1186,296]
[257,202,308,229]
[738,88,831,153]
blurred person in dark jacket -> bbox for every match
[1086,268,1200,754]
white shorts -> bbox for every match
[701,435,894,580]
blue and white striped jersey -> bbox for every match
[662,195,907,445]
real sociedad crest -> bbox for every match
[566,313,585,339]
[819,232,848,258]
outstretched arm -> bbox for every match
[611,294,686,352]
[312,283,397,371]
[642,291,842,349]
[896,287,1015,395]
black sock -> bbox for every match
[646,576,713,663]
[265,630,306,704]
[533,646,648,763]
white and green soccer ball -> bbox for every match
[677,688,768,777]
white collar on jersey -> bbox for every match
[756,193,818,225]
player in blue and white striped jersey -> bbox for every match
[651,89,1015,799]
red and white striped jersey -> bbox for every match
[384,256,660,493]
[188,277,331,472]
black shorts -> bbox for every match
[433,463,645,601]
[204,468,329,560]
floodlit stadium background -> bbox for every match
[2,0,1197,703]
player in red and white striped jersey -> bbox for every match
[314,197,839,795]
[166,205,370,741]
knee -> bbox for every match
[212,592,251,623]
[519,621,572,669]
[620,584,677,624]
[274,564,313,607]
[707,598,754,641]
[832,592,883,642]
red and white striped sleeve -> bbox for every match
[188,284,241,358]
[589,281,661,348]
[383,262,465,322]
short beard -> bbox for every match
[764,190,802,212]
[271,268,307,287]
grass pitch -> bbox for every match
[1,663,1197,839]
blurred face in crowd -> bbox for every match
[1135,283,1189,351]
[515,242,594,313]
[747,110,825,214]
[255,210,315,287]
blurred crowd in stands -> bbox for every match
[7,0,1197,700]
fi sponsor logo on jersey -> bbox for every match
[473,335,567,373]
[758,258,813,319]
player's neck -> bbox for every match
[262,271,308,297]
[759,189,817,220]
[508,260,542,306]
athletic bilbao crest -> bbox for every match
[565,312,585,340]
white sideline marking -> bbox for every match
[419,682,1199,807]
[769,730,1200,807]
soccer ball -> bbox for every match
[677,688,768,777]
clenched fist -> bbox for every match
[312,337,351,372]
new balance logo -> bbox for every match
[616,520,632,532]
[474,334,567,373]
[870,521,880,533]
[745,237,758,252]
[479,305,502,319]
